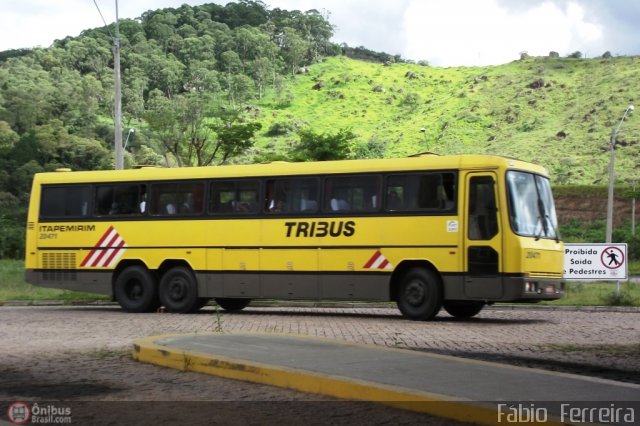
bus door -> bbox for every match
[463,173,503,299]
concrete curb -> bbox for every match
[132,333,567,426]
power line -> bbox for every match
[92,0,114,39]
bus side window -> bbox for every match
[151,182,204,216]
[387,172,456,213]
[468,176,498,240]
[210,180,259,215]
[94,184,146,216]
[324,175,380,213]
[40,185,91,219]
[266,178,318,214]
[236,181,259,213]
[385,175,406,211]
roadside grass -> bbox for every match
[0,259,108,303]
[2,259,638,306]
[542,343,640,358]
[544,281,640,307]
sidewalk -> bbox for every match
[133,333,640,425]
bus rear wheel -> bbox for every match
[159,267,199,313]
[114,266,159,313]
[396,268,442,321]
[214,298,251,312]
[443,301,484,319]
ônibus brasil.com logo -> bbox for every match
[6,402,30,424]
[6,401,72,424]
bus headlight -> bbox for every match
[524,282,538,293]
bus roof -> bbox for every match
[32,154,549,184]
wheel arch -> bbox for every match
[389,259,442,302]
[157,259,195,279]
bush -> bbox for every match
[400,92,421,111]
[601,283,639,306]
[0,216,24,259]
[291,127,356,161]
[352,136,387,159]
[266,120,306,137]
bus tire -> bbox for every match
[396,268,442,321]
[214,298,251,312]
[443,301,484,318]
[114,266,159,313]
[159,267,199,313]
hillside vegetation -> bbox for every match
[251,55,640,186]
[0,1,639,259]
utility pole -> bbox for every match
[605,105,634,243]
[113,0,124,170]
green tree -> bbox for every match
[292,128,356,161]
[249,57,274,98]
[144,89,189,166]
[184,61,221,94]
[206,113,262,164]
[32,120,110,171]
[145,91,258,167]
[0,58,56,132]
[143,10,179,52]
[133,144,165,166]
[0,121,19,155]
[177,35,216,65]
[280,27,310,75]
[122,66,149,122]
[229,74,256,106]
[302,9,335,60]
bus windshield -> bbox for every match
[506,171,558,240]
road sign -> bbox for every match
[563,243,628,281]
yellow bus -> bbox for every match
[25,154,564,320]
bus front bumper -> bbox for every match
[503,276,565,301]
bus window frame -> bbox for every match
[208,179,261,216]
[39,184,92,221]
[322,174,382,214]
[36,170,459,222]
[93,182,148,217]
[149,180,207,217]
[264,177,321,216]
[383,171,458,215]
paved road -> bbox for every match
[1,304,639,424]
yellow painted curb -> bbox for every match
[133,333,566,426]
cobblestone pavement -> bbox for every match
[1,304,639,424]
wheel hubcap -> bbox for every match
[169,278,187,301]
[127,280,143,300]
[405,280,425,306]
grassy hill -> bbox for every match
[251,55,640,186]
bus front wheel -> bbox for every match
[214,298,251,312]
[396,268,442,321]
[159,267,199,313]
[114,266,159,313]
[443,301,484,319]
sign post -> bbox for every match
[563,243,628,297]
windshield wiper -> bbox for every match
[534,213,560,243]
[545,214,560,243]
[536,198,549,239]
[534,197,560,242]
